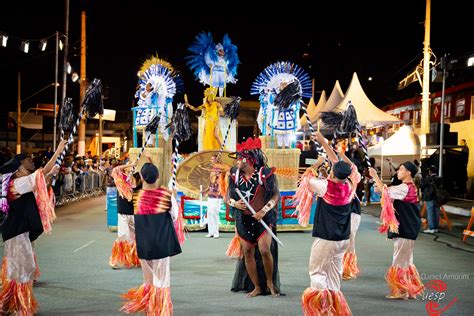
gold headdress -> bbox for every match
[204,87,218,98]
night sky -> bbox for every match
[1,2,473,115]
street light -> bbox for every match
[16,79,59,154]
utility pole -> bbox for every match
[438,54,448,177]
[99,115,103,158]
[420,0,431,135]
[60,0,70,141]
[53,31,59,151]
[16,72,21,154]
[78,9,86,156]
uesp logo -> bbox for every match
[422,280,457,316]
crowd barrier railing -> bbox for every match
[55,172,105,206]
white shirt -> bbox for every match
[309,178,328,197]
[13,172,37,195]
[387,183,409,200]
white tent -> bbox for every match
[312,81,344,121]
[368,126,420,178]
[333,73,400,127]
[300,91,326,127]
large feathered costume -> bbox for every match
[135,55,183,141]
[186,32,239,94]
[251,61,311,141]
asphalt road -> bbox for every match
[1,196,473,315]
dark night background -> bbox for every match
[1,2,473,121]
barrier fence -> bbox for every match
[55,172,106,206]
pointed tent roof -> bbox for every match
[333,72,400,127]
[312,81,344,121]
[300,91,327,127]
[368,125,420,156]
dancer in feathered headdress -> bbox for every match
[135,55,183,142]
[187,32,239,97]
[251,61,311,148]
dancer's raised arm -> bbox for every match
[314,132,338,164]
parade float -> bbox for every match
[129,55,183,188]
[176,48,317,231]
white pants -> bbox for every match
[118,214,135,242]
[392,238,414,268]
[309,238,349,291]
[140,257,170,288]
[4,232,36,283]
[276,134,291,148]
[207,198,222,237]
[347,213,361,253]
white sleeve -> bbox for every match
[169,195,179,222]
[387,183,409,200]
[13,172,37,195]
[309,178,328,197]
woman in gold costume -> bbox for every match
[185,87,224,150]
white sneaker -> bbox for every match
[423,229,435,234]
[213,235,219,239]
[205,234,213,238]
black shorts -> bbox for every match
[235,209,277,245]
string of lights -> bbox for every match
[0,30,80,84]
[0,31,66,53]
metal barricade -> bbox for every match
[55,171,105,207]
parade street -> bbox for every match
[1,196,472,316]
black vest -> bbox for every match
[387,200,421,240]
[312,198,352,241]
[2,192,44,242]
[134,212,182,260]
[117,195,134,215]
[351,198,361,215]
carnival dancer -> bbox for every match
[135,55,183,144]
[109,161,142,269]
[226,137,280,297]
[339,150,363,281]
[187,32,239,97]
[0,140,67,315]
[271,81,301,149]
[202,154,227,239]
[185,88,224,150]
[251,61,311,149]
[120,154,182,315]
[296,131,354,315]
[369,162,424,299]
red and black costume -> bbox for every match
[226,137,281,295]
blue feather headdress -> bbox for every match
[250,61,312,99]
[186,32,239,86]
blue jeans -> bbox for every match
[425,200,439,230]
